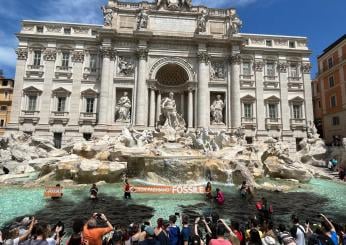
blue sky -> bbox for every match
[0,0,345,78]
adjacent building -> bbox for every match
[8,0,314,151]
[312,35,346,144]
[0,72,14,135]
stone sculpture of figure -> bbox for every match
[229,12,242,35]
[101,6,113,27]
[115,92,132,122]
[118,57,134,76]
[137,9,149,30]
[197,10,208,33]
[181,0,192,9]
[161,92,178,127]
[210,95,225,124]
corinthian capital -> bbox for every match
[16,48,28,60]
[43,48,57,61]
[197,51,210,63]
[229,54,241,64]
[101,47,116,59]
[136,48,149,60]
[72,50,85,63]
[302,62,312,74]
[254,60,264,72]
[278,62,288,73]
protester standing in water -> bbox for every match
[205,182,212,200]
[90,183,98,200]
[124,179,132,199]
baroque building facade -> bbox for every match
[8,0,313,151]
[0,73,14,135]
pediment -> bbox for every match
[23,86,42,94]
[52,87,71,95]
[81,88,98,96]
[289,96,304,103]
[241,94,256,101]
[264,95,280,101]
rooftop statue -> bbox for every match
[156,0,192,10]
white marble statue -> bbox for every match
[137,9,149,30]
[210,95,225,125]
[159,92,185,129]
[229,11,242,35]
[197,10,208,33]
[156,0,191,9]
[115,92,132,122]
[101,6,113,27]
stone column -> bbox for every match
[197,51,210,128]
[230,54,241,129]
[135,48,149,127]
[99,47,115,125]
[302,62,314,125]
[69,50,85,125]
[188,88,194,128]
[254,59,266,132]
[107,58,116,125]
[149,88,156,127]
[156,92,161,122]
[180,93,185,116]
[8,48,28,126]
[39,48,57,125]
[278,61,290,131]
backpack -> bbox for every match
[290,225,305,239]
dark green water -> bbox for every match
[0,178,345,234]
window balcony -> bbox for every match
[49,111,69,125]
[265,117,282,130]
[290,118,306,130]
[55,66,72,79]
[83,67,99,80]
[240,74,254,80]
[288,81,304,91]
[26,65,44,78]
[264,75,277,81]
[79,112,97,125]
[264,81,280,90]
[19,110,40,124]
[288,76,301,82]
[241,117,257,129]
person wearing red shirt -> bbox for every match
[124,179,132,199]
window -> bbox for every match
[28,96,37,111]
[243,62,251,75]
[296,138,303,151]
[37,26,43,33]
[2,80,8,86]
[268,104,278,119]
[0,120,4,127]
[62,52,69,68]
[33,50,41,66]
[57,97,66,112]
[330,95,337,108]
[289,41,296,48]
[266,63,275,76]
[91,30,97,36]
[316,84,320,92]
[5,92,8,98]
[293,104,302,119]
[83,133,92,141]
[90,54,97,72]
[265,40,272,47]
[290,64,299,77]
[318,100,321,108]
[244,103,253,118]
[86,98,94,113]
[329,76,335,88]
[64,28,71,34]
[328,57,333,69]
[332,116,340,126]
[0,106,7,111]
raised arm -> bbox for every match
[19,217,36,242]
[219,219,237,238]
[320,214,335,232]
[202,219,212,234]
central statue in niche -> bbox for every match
[158,92,185,131]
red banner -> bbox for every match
[130,185,206,194]
[44,186,63,197]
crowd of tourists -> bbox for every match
[1,207,345,245]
